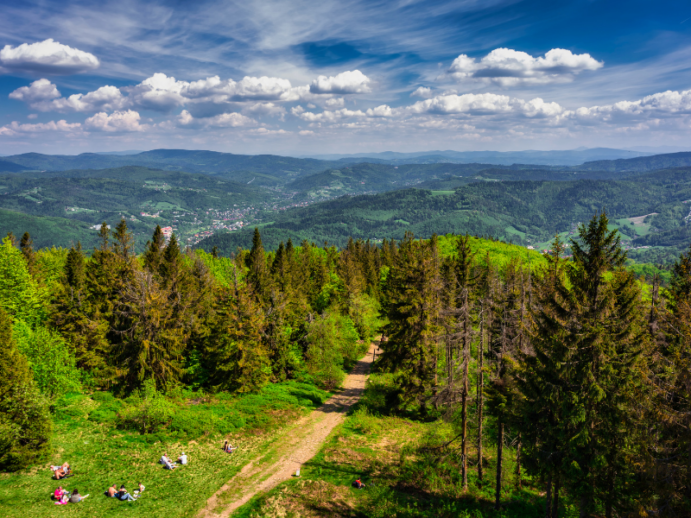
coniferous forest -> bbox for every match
[1,213,690,517]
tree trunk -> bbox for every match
[515,435,522,489]
[461,288,470,491]
[552,473,561,518]
[545,472,553,518]
[477,300,484,484]
[495,421,504,510]
[605,468,615,518]
[579,495,591,518]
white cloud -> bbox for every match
[407,93,563,118]
[325,97,345,108]
[411,86,433,98]
[0,119,81,136]
[366,105,393,117]
[293,107,367,122]
[84,110,145,132]
[177,110,256,128]
[27,114,37,119]
[0,39,99,74]
[9,79,60,103]
[299,130,315,136]
[447,48,603,86]
[206,112,257,127]
[570,88,691,123]
[309,70,371,94]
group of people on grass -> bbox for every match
[50,441,241,507]
[160,451,187,469]
[106,482,145,502]
[53,486,89,505]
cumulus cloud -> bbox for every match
[309,70,371,94]
[299,130,315,136]
[177,109,256,128]
[9,79,60,103]
[84,110,145,132]
[0,119,81,136]
[292,107,367,123]
[411,86,433,98]
[447,48,603,86]
[0,39,99,74]
[569,88,691,124]
[325,97,345,108]
[407,93,563,118]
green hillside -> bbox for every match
[199,170,691,253]
[0,208,99,249]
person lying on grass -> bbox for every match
[118,485,137,501]
[223,441,236,453]
[177,452,187,465]
[52,462,70,479]
[54,493,69,505]
[69,488,89,503]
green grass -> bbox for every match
[0,382,330,518]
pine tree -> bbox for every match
[144,225,166,273]
[204,268,270,392]
[380,233,443,410]
[0,306,52,471]
[524,215,647,517]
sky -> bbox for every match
[0,0,690,156]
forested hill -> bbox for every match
[577,151,691,172]
[1,149,339,177]
[198,167,691,253]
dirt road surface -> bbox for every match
[197,342,379,518]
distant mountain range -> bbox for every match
[303,147,656,166]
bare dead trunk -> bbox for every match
[515,435,522,489]
[477,299,485,484]
[495,421,504,510]
[552,473,561,518]
[545,472,553,518]
[461,288,470,491]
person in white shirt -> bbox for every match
[160,453,175,469]
[177,452,187,465]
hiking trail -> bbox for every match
[197,341,379,518]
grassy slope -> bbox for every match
[0,383,330,518]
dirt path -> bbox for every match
[198,342,380,518]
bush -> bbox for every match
[117,380,177,433]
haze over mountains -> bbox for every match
[2,147,691,264]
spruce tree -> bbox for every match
[19,232,36,275]
[144,225,166,273]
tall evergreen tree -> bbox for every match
[19,232,36,275]
[144,225,166,273]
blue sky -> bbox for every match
[0,0,690,155]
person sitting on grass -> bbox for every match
[160,453,176,469]
[54,486,67,501]
[69,488,89,503]
[352,478,365,489]
[118,485,137,502]
[107,484,118,497]
[223,441,236,453]
[138,482,145,494]
[177,452,188,465]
